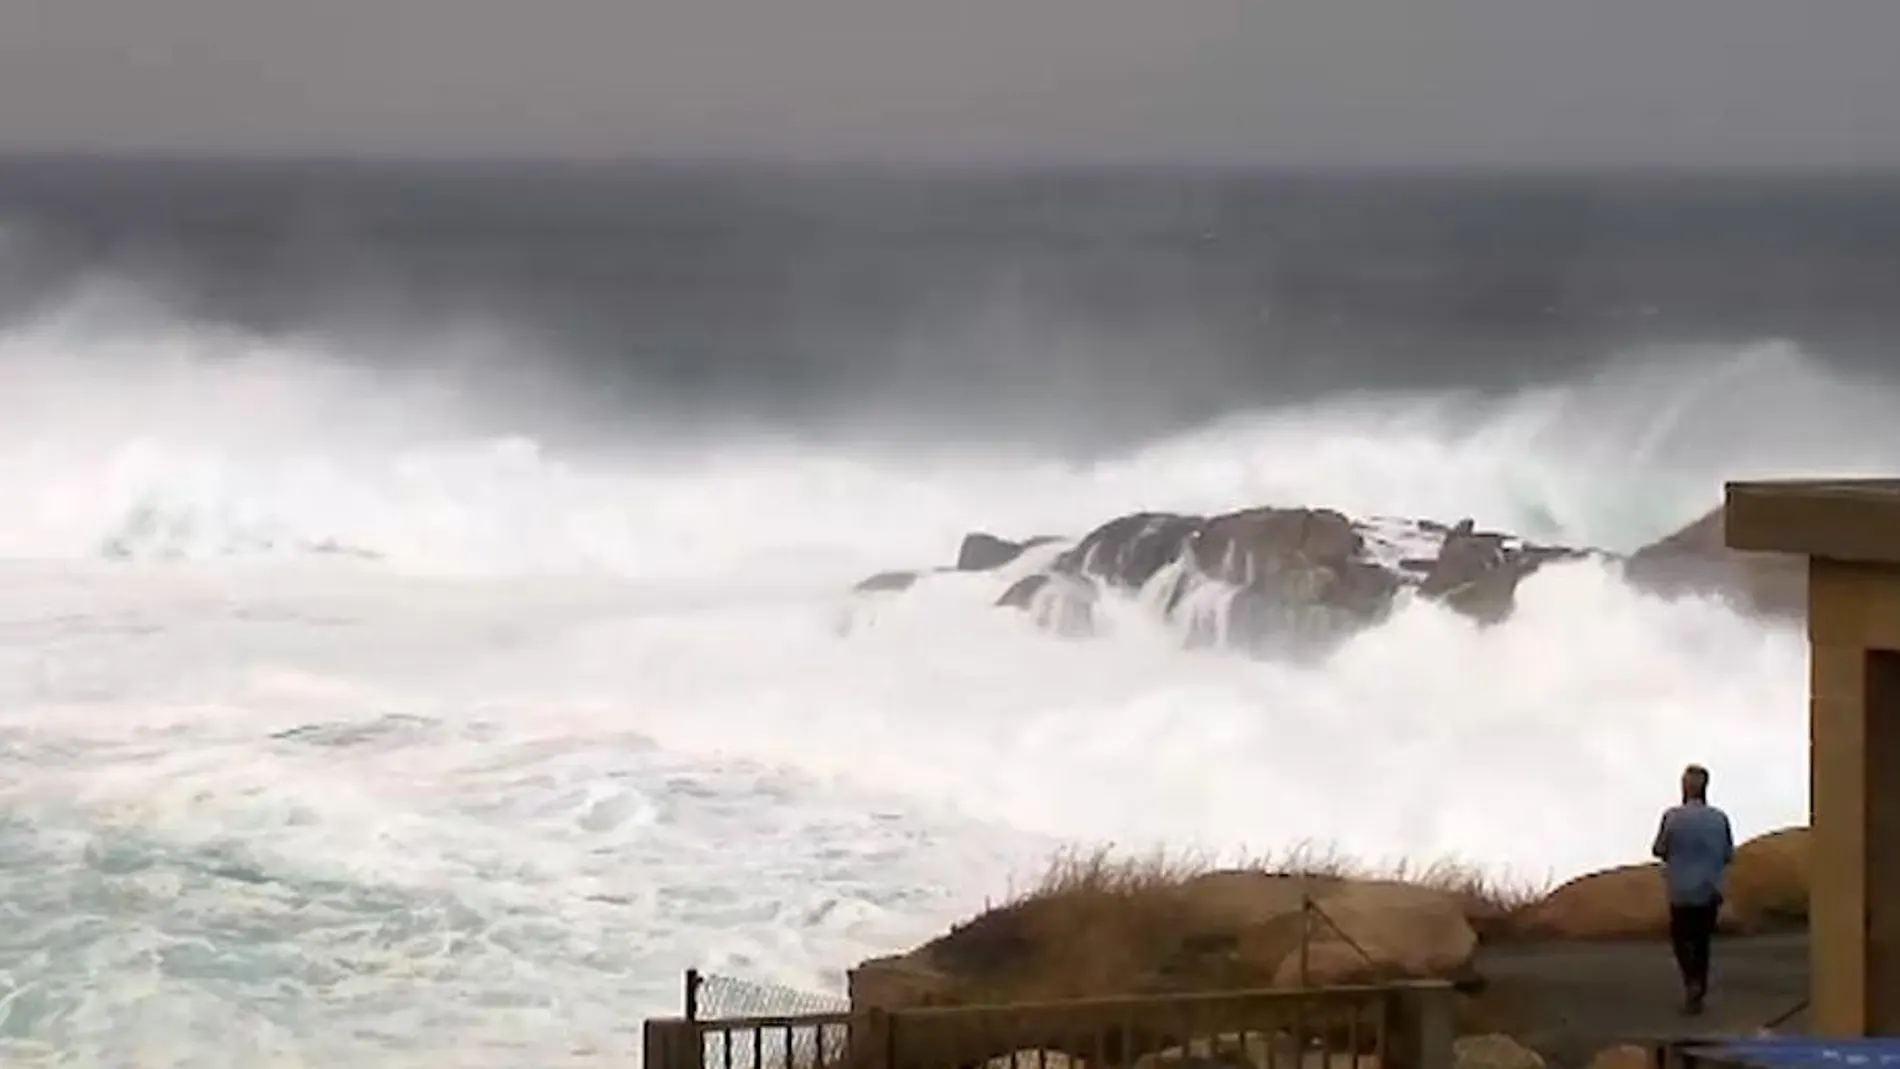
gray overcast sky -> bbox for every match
[3,0,1899,167]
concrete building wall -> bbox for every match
[1729,480,1900,1037]
[1807,560,1900,1034]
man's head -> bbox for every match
[1681,763,1710,802]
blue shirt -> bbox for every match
[1651,801,1735,906]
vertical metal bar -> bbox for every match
[1298,885,1313,990]
[686,969,703,1023]
[1375,991,1393,1069]
[1292,994,1309,1066]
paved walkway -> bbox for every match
[1474,933,1808,1068]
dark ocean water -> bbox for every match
[3,157,1899,448]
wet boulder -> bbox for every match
[1419,522,1583,625]
[959,533,1032,572]
[1057,513,1205,591]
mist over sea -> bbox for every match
[2,157,1896,1066]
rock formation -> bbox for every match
[1036,505,1592,652]
[958,533,1061,572]
[847,827,1810,1064]
[850,501,1802,658]
[849,871,1482,1012]
[1621,507,1806,617]
[854,569,924,593]
[1503,826,1808,941]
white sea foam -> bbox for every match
[0,294,1885,1066]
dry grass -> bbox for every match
[1014,841,1552,917]
[919,842,1553,1006]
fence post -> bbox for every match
[644,1018,701,1069]
[1417,983,1454,1069]
[685,968,703,1023]
[1297,881,1314,989]
[1384,982,1454,1069]
[851,1008,893,1069]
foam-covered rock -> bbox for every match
[1418,522,1582,624]
[849,500,1783,657]
[1057,512,1207,591]
[854,569,922,593]
[1022,506,1582,652]
[959,532,1055,572]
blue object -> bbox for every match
[1653,802,1735,905]
[1690,1039,1900,1069]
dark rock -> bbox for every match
[854,570,920,594]
[1417,526,1588,625]
[957,533,1065,572]
[1193,507,1403,638]
[1623,506,1805,618]
[1056,512,1204,590]
[996,573,1095,635]
[958,533,1027,572]
[854,500,1795,658]
[1421,529,1524,624]
[996,574,1051,609]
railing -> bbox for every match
[644,980,1455,1069]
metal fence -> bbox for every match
[681,970,852,1069]
[646,979,1455,1069]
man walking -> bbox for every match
[1651,763,1735,1015]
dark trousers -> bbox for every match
[1669,899,1720,992]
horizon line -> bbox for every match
[4,148,1900,181]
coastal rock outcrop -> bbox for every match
[845,826,1810,1069]
[849,500,1796,657]
[959,533,1061,572]
[1033,506,1584,652]
[853,569,924,594]
[1417,522,1583,625]
[848,871,1479,1012]
[848,826,1810,1068]
[1622,507,1804,618]
[1498,826,1809,942]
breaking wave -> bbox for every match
[3,291,1899,573]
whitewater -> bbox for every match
[1,292,1892,1066]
